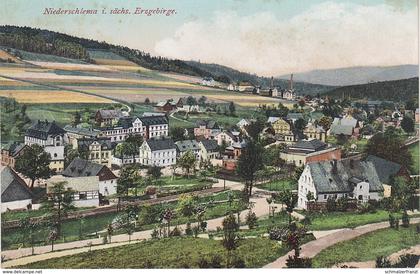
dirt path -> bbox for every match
[1,179,279,268]
[263,217,420,268]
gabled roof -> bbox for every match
[77,137,114,151]
[286,113,304,120]
[195,120,219,129]
[175,140,200,152]
[332,116,358,127]
[47,176,99,192]
[200,139,218,151]
[97,109,123,119]
[26,120,65,140]
[308,159,383,194]
[267,117,280,124]
[139,115,168,126]
[2,142,29,157]
[116,117,134,129]
[329,124,353,136]
[145,138,176,151]
[63,158,105,178]
[365,155,403,184]
[63,125,101,138]
[1,166,33,202]
[288,139,327,153]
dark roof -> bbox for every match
[200,139,218,151]
[77,137,114,151]
[139,115,168,126]
[195,120,219,129]
[3,142,29,157]
[97,109,123,119]
[26,120,65,140]
[286,113,304,120]
[62,158,104,177]
[175,140,200,152]
[289,139,327,152]
[329,124,353,136]
[63,125,101,138]
[365,155,403,184]
[308,159,383,194]
[1,167,33,203]
[116,117,134,129]
[146,138,176,151]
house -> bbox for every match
[95,109,124,127]
[282,74,296,100]
[199,140,219,162]
[202,77,215,86]
[194,120,221,139]
[303,123,326,142]
[154,100,177,112]
[176,97,200,112]
[222,141,247,171]
[215,131,240,146]
[139,137,177,167]
[236,119,250,130]
[62,158,118,197]
[286,113,304,123]
[1,143,30,168]
[227,83,237,91]
[267,116,281,124]
[259,87,278,97]
[25,120,66,173]
[272,118,292,135]
[100,115,169,143]
[175,140,201,160]
[112,154,141,167]
[365,155,411,184]
[47,176,100,207]
[329,115,361,138]
[297,159,384,209]
[280,139,341,167]
[237,81,255,93]
[74,137,114,167]
[63,125,102,145]
[1,166,34,212]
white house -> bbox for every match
[202,77,215,86]
[175,140,201,160]
[297,159,384,210]
[62,158,118,197]
[139,138,177,167]
[25,120,66,173]
[215,131,239,146]
[1,166,34,212]
[199,140,219,162]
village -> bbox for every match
[1,72,419,268]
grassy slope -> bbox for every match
[409,142,419,175]
[312,225,420,267]
[19,237,284,269]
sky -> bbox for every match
[0,0,417,76]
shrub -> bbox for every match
[336,197,348,212]
[375,256,391,268]
[192,225,200,238]
[389,214,395,228]
[102,236,108,244]
[245,211,258,229]
[200,221,207,232]
[197,257,209,268]
[210,254,223,268]
[151,227,159,239]
[185,222,193,236]
[301,216,311,226]
[395,218,399,230]
[357,203,370,214]
[170,227,182,237]
[231,256,246,268]
[393,254,420,268]
[326,197,336,212]
[286,255,312,268]
[401,211,410,228]
[268,226,288,241]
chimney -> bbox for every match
[270,76,274,88]
[331,159,338,174]
[290,73,294,90]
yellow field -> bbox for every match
[0,90,113,103]
[0,50,22,63]
[93,58,138,66]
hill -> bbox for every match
[324,77,419,102]
[186,61,334,96]
[278,65,419,86]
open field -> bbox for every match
[0,49,23,63]
[409,142,419,174]
[0,90,112,104]
[17,237,283,269]
[312,225,420,267]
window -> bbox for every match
[324,194,327,199]
[359,185,362,189]
[54,153,57,158]
[79,193,87,200]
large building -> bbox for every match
[303,123,326,142]
[175,140,201,160]
[100,115,169,143]
[297,159,384,209]
[75,137,114,167]
[199,140,219,162]
[329,115,361,139]
[1,143,29,168]
[24,120,66,173]
[1,166,34,212]
[63,125,102,145]
[139,138,177,167]
[194,120,221,140]
[280,139,341,167]
[95,109,124,127]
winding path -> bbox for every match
[263,217,420,268]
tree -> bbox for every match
[116,205,137,243]
[15,144,52,189]
[176,194,198,220]
[147,165,162,183]
[245,120,265,141]
[294,118,307,132]
[391,176,417,210]
[364,130,412,167]
[41,181,75,238]
[177,150,197,177]
[186,96,197,112]
[162,208,174,237]
[276,190,298,224]
[144,98,150,105]
[222,213,239,267]
[318,116,333,131]
[236,141,263,200]
[170,127,186,142]
[64,145,88,168]
[116,165,141,203]
[72,111,81,127]
[228,102,236,116]
[198,96,207,107]
[19,215,41,255]
[401,116,414,133]
[285,223,312,268]
[298,99,305,109]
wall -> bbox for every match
[1,199,32,212]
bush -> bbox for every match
[301,216,312,226]
[200,221,207,232]
[170,227,182,237]
[336,197,348,212]
[210,254,223,268]
[357,203,370,214]
[389,214,395,228]
[151,227,159,239]
[185,222,193,236]
[245,211,258,229]
[375,256,391,268]
[401,211,410,228]
[268,226,288,241]
[192,225,200,238]
[231,256,246,268]
[326,197,336,212]
[286,255,312,268]
[197,257,209,268]
[393,254,420,268]
[395,218,399,230]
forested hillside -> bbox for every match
[324,77,419,101]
